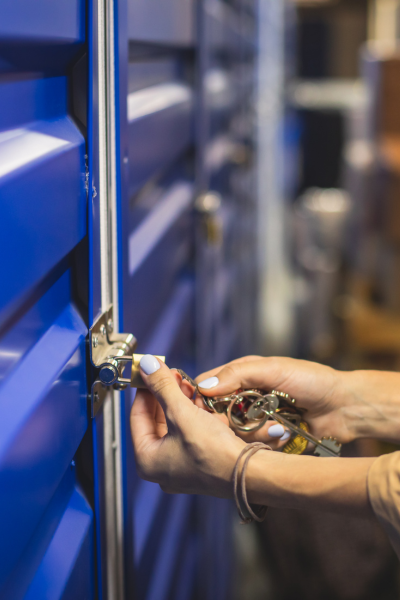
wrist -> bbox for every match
[339,369,400,442]
[245,449,288,506]
[216,438,246,499]
[244,450,374,517]
[332,370,363,442]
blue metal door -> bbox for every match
[0,0,257,598]
[116,2,201,598]
[194,3,258,598]
[0,1,95,598]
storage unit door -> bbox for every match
[118,3,199,598]
[0,2,94,599]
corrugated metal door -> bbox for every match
[0,1,95,598]
[0,0,257,598]
[116,2,201,598]
[194,2,258,598]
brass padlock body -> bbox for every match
[130,354,166,388]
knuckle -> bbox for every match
[222,364,237,380]
[151,375,176,397]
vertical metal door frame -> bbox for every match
[97,0,125,597]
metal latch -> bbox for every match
[89,305,165,417]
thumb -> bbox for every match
[139,355,194,422]
[197,359,280,397]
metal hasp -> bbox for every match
[89,305,137,417]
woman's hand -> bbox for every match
[130,355,375,518]
[195,356,355,445]
[130,355,245,496]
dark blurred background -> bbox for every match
[237,1,400,598]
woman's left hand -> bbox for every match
[130,355,245,496]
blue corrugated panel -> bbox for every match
[128,0,195,46]
[23,487,93,600]
[0,0,84,41]
[124,182,193,342]
[0,303,88,590]
[0,0,92,595]
[0,114,86,322]
[128,85,193,196]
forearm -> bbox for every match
[341,370,400,442]
[247,452,376,517]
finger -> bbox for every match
[194,395,212,411]
[195,356,264,386]
[239,421,292,448]
[171,369,196,399]
[197,358,287,397]
[130,389,161,449]
[139,355,194,422]
[153,371,193,429]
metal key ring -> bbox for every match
[202,395,217,412]
[227,391,270,433]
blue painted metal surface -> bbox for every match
[128,84,193,196]
[0,0,257,597]
[118,1,257,598]
[0,0,94,596]
[125,182,193,344]
[0,304,87,587]
[0,116,86,321]
[128,0,195,46]
[23,487,94,600]
[0,0,84,41]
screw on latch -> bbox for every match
[100,324,107,336]
[107,318,113,332]
[92,336,99,348]
[93,391,100,403]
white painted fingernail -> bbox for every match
[198,376,219,389]
[280,430,291,442]
[140,354,161,375]
[268,424,285,438]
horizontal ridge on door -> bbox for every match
[23,487,93,600]
[128,182,192,276]
[128,84,193,196]
[0,0,84,43]
[142,278,193,357]
[1,466,75,600]
[0,304,88,586]
[0,118,86,321]
[128,0,195,46]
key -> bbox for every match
[262,405,341,457]
[173,371,342,458]
[173,369,216,411]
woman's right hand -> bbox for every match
[195,356,356,446]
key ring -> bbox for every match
[174,368,342,458]
[227,390,270,433]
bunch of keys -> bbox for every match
[175,370,342,458]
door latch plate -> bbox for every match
[89,305,138,416]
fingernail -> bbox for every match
[280,430,291,442]
[198,376,219,389]
[268,424,285,438]
[140,354,161,375]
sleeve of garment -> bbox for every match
[368,451,400,559]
